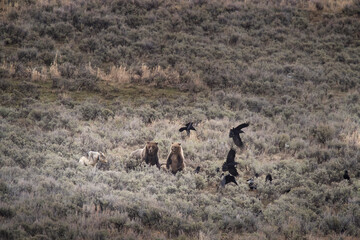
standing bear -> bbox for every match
[166,142,185,174]
[130,141,160,169]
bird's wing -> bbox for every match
[234,122,250,132]
[232,135,244,148]
[185,122,191,127]
[222,162,228,172]
[190,126,196,131]
[233,178,238,185]
[227,162,238,166]
[179,127,187,132]
[228,166,239,177]
[226,149,236,163]
[227,175,238,185]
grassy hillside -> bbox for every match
[1,0,360,239]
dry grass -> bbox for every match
[308,0,355,12]
[0,0,359,239]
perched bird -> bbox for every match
[194,166,201,174]
[179,122,196,136]
[247,178,257,190]
[343,170,350,181]
[220,174,238,188]
[229,122,250,148]
[265,173,272,183]
[222,149,239,177]
[283,188,291,193]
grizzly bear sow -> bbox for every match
[166,142,185,174]
[131,141,160,169]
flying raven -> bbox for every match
[179,122,196,136]
[229,122,250,148]
[222,149,239,177]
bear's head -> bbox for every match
[170,142,182,154]
[146,141,158,155]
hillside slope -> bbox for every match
[0,0,360,239]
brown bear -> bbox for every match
[166,142,185,174]
[130,141,160,169]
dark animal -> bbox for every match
[216,167,220,173]
[96,160,110,171]
[247,178,257,190]
[220,174,238,187]
[222,149,239,176]
[166,142,185,174]
[229,122,250,148]
[130,142,160,169]
[343,170,350,181]
[179,122,196,136]
[265,174,272,183]
[194,166,200,174]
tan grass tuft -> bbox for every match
[108,65,131,84]
[30,67,47,82]
[49,52,60,78]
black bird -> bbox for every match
[247,178,257,190]
[179,122,196,136]
[222,149,239,177]
[343,170,350,181]
[194,166,200,174]
[229,122,250,148]
[216,167,220,173]
[220,174,238,187]
[284,188,291,193]
[265,174,272,183]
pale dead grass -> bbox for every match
[30,66,48,82]
[308,0,354,12]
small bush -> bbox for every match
[311,124,335,144]
[75,67,99,91]
[0,76,11,90]
[46,22,74,41]
[2,24,28,45]
[17,48,38,62]
[59,62,76,78]
[0,207,15,218]
[0,229,14,240]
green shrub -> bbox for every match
[17,48,38,62]
[0,207,15,218]
[59,62,76,78]
[0,229,14,240]
[46,22,74,41]
[2,23,28,45]
[310,124,335,144]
